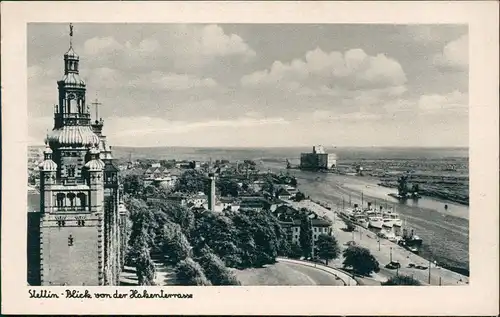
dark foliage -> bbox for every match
[195,246,240,285]
[315,234,340,265]
[342,246,380,276]
[382,275,422,286]
[175,258,212,286]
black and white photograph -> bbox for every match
[2,1,499,316]
[27,22,470,287]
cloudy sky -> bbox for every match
[28,23,468,147]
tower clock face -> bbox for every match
[68,94,76,100]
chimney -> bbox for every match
[208,173,215,211]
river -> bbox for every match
[260,161,470,274]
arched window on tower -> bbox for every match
[56,193,65,208]
[67,193,76,207]
[77,193,87,209]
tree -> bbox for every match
[382,275,422,286]
[144,184,159,198]
[190,212,241,267]
[160,222,192,264]
[397,175,408,197]
[123,174,144,196]
[175,258,212,286]
[216,178,240,197]
[126,198,156,252]
[288,242,303,259]
[195,246,240,285]
[150,201,195,237]
[315,234,340,265]
[411,183,420,193]
[294,191,306,202]
[345,222,356,232]
[127,226,156,285]
[175,170,208,194]
[342,246,380,276]
[135,245,156,285]
[299,215,313,258]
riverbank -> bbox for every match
[262,162,470,274]
[288,199,469,285]
[377,181,469,206]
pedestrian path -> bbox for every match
[119,255,178,286]
[151,254,178,286]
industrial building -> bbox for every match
[300,145,337,170]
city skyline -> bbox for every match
[28,23,469,148]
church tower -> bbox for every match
[33,24,123,286]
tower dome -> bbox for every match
[39,144,57,171]
[47,126,100,147]
[85,146,105,171]
[64,46,79,59]
[61,73,86,86]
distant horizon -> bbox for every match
[29,143,469,150]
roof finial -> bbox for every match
[69,23,74,48]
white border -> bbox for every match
[2,1,499,315]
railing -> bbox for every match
[54,113,91,119]
[55,179,87,186]
[54,206,90,212]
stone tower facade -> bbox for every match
[28,25,125,286]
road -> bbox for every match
[289,200,469,286]
[233,261,345,286]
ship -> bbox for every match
[398,228,423,253]
[388,175,421,200]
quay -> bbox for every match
[288,199,470,286]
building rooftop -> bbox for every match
[311,218,332,227]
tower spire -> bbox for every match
[69,23,74,48]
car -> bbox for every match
[385,261,401,269]
[345,240,357,247]
[415,265,428,270]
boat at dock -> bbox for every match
[368,215,384,229]
[398,228,423,253]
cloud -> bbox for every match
[84,36,123,56]
[106,115,289,137]
[146,72,218,91]
[311,110,381,121]
[418,90,468,113]
[28,116,53,145]
[241,47,407,92]
[199,25,256,58]
[433,35,468,70]
[81,24,255,71]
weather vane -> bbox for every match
[69,23,74,47]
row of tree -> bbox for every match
[124,193,294,285]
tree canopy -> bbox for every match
[123,174,144,196]
[174,258,212,286]
[160,222,192,264]
[216,178,240,197]
[315,234,340,265]
[382,275,422,286]
[175,170,208,194]
[299,214,313,258]
[342,246,380,276]
[195,246,240,285]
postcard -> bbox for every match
[1,1,498,315]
